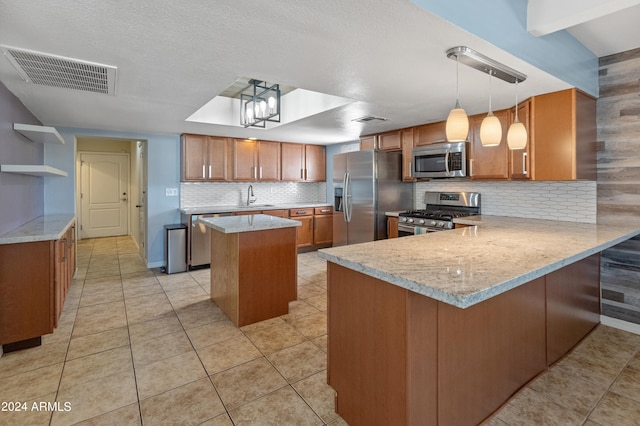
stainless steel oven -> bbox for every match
[397,191,480,236]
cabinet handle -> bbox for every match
[469,159,473,177]
[208,165,212,179]
[300,169,304,179]
[259,166,263,179]
[295,211,307,215]
[202,165,205,179]
[304,168,308,180]
[320,209,330,213]
[523,153,528,175]
[252,166,256,179]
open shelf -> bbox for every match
[1,165,68,177]
[13,123,65,145]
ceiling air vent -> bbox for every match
[0,46,117,96]
[351,116,389,123]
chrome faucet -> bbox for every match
[247,184,257,206]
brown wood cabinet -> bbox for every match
[530,88,596,180]
[401,128,415,181]
[328,254,601,426]
[508,100,531,180]
[281,143,326,181]
[289,208,314,248]
[181,134,228,181]
[360,135,376,150]
[0,221,76,349]
[232,139,281,181]
[414,121,447,146]
[313,207,333,246]
[387,216,399,238]
[469,109,510,180]
[378,131,402,151]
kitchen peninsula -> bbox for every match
[199,214,300,327]
[318,216,640,426]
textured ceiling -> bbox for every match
[0,0,583,144]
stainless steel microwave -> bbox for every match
[412,141,468,178]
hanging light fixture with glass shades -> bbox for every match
[240,79,280,128]
[445,46,527,149]
[507,80,527,149]
[445,55,469,142]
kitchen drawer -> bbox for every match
[264,209,288,217]
[289,208,314,217]
[314,207,333,215]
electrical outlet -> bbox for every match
[165,187,178,196]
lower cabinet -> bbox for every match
[0,221,76,349]
[387,217,399,238]
[289,208,314,248]
[313,207,333,246]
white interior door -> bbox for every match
[80,152,129,238]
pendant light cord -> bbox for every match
[455,56,461,108]
[514,80,519,121]
[488,70,493,113]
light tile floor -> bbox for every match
[1,236,640,425]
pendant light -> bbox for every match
[445,56,469,142]
[507,80,527,150]
[479,70,502,147]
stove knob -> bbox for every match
[437,221,445,227]
[430,220,437,226]
[418,219,426,225]
[407,218,414,224]
[399,217,406,223]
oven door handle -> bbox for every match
[397,224,415,234]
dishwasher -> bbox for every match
[189,213,233,268]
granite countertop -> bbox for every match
[181,202,332,215]
[318,215,640,309]
[0,214,76,244]
[198,214,301,234]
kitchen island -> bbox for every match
[199,214,301,327]
[318,216,640,426]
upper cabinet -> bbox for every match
[401,127,415,182]
[469,109,510,180]
[281,143,326,182]
[509,100,531,180]
[360,135,376,150]
[378,131,402,151]
[232,139,281,181]
[181,134,228,181]
[530,88,596,180]
[414,121,447,146]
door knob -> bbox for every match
[121,198,128,202]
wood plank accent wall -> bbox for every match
[597,47,640,325]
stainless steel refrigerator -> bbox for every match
[333,150,413,246]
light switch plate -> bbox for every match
[165,187,178,196]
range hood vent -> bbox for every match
[351,115,389,123]
[1,46,117,96]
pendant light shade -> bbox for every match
[446,57,469,142]
[480,71,501,147]
[507,120,527,149]
[507,80,528,150]
[480,112,502,146]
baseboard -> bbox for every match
[600,315,640,335]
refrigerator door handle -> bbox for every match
[345,172,352,223]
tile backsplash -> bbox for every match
[180,182,327,208]
[415,180,597,223]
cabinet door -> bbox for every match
[414,122,447,146]
[54,236,66,328]
[281,143,305,181]
[401,128,415,182]
[294,216,314,248]
[182,134,208,181]
[258,141,281,181]
[509,101,531,180]
[469,110,509,180]
[378,131,402,151]
[360,136,376,150]
[305,144,326,181]
[387,217,399,238]
[206,136,229,181]
[232,139,258,181]
[313,214,333,245]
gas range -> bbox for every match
[398,192,480,233]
